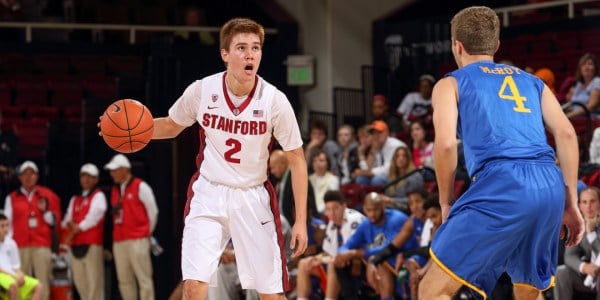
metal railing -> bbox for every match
[494,0,600,27]
[0,22,277,44]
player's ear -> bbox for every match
[221,49,229,63]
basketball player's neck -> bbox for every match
[225,73,254,97]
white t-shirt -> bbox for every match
[0,237,20,275]
[322,208,365,256]
[396,91,431,123]
[169,72,303,187]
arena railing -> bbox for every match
[0,22,277,44]
[494,0,600,27]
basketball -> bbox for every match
[100,99,154,153]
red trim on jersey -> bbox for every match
[265,179,290,292]
[222,72,258,116]
[184,126,207,220]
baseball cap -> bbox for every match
[370,120,388,132]
[372,94,387,104]
[18,161,38,174]
[104,154,131,170]
[80,163,99,177]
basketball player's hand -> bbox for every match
[290,222,308,258]
[563,205,584,247]
[97,116,102,136]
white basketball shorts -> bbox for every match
[181,175,289,294]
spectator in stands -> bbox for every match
[295,191,365,300]
[352,120,406,186]
[371,94,403,138]
[333,192,410,300]
[174,6,216,45]
[61,163,107,300]
[336,124,359,185]
[270,149,317,227]
[566,53,600,118]
[534,67,557,95]
[351,124,376,183]
[0,212,43,300]
[396,74,435,130]
[104,154,158,300]
[4,160,61,300]
[309,150,340,214]
[380,146,424,210]
[554,186,600,300]
[409,120,434,169]
[305,120,340,175]
[0,109,19,202]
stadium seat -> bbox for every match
[48,76,83,107]
[12,76,49,106]
[13,119,49,160]
[27,106,61,121]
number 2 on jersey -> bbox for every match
[225,138,241,163]
[498,75,531,113]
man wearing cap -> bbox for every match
[352,121,406,186]
[62,163,107,300]
[3,160,62,300]
[104,154,158,300]
[396,74,436,130]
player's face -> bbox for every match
[426,207,442,229]
[325,201,345,226]
[18,169,38,190]
[221,33,262,82]
[579,189,600,219]
[336,127,353,148]
[363,201,384,225]
[408,194,425,218]
[0,220,8,240]
[80,173,98,191]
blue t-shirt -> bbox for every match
[339,209,417,258]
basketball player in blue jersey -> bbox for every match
[418,6,584,300]
[150,18,308,300]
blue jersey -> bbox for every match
[339,209,417,259]
[450,61,555,177]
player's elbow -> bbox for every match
[555,126,577,143]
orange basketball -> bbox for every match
[100,99,154,153]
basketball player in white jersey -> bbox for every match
[151,18,308,300]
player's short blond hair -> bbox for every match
[451,6,499,56]
[220,18,265,52]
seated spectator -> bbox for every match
[305,120,341,175]
[565,53,600,118]
[174,6,216,45]
[335,124,359,185]
[534,67,557,95]
[351,124,376,184]
[353,121,406,186]
[554,186,600,300]
[0,213,43,300]
[333,192,410,300]
[371,94,403,138]
[396,74,435,130]
[309,150,340,214]
[409,120,434,169]
[296,191,365,300]
[380,146,424,210]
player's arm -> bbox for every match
[286,146,309,257]
[152,117,186,139]
[431,77,459,222]
[541,84,583,247]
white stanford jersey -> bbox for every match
[169,72,303,187]
[321,207,365,256]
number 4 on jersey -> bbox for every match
[498,76,531,113]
